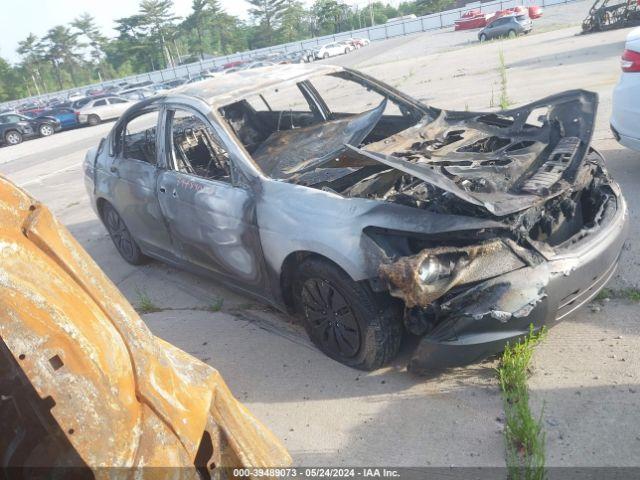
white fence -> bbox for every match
[1,0,579,110]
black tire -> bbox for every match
[88,114,100,126]
[344,48,349,54]
[479,33,487,42]
[323,53,329,59]
[4,130,22,146]
[39,123,55,137]
[508,29,517,38]
[294,257,403,371]
[101,202,148,265]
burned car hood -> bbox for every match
[282,90,598,217]
[352,90,598,216]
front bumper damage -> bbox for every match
[385,184,628,372]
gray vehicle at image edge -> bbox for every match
[83,64,628,372]
[479,14,533,41]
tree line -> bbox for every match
[0,0,454,103]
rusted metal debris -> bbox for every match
[0,176,291,475]
[582,0,640,33]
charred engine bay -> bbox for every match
[283,90,613,250]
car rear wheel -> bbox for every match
[39,124,55,137]
[88,114,100,126]
[323,53,329,59]
[508,29,517,38]
[479,33,487,42]
[4,130,22,146]
[101,203,148,265]
[294,258,403,371]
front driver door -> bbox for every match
[108,108,174,258]
[157,105,269,296]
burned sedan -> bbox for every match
[84,64,628,372]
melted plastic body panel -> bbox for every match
[0,176,291,475]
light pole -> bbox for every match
[369,0,375,26]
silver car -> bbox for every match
[84,65,627,371]
[479,14,533,41]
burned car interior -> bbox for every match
[170,112,231,182]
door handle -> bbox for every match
[159,186,166,193]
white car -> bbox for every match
[119,87,156,101]
[77,96,134,126]
[68,91,84,102]
[611,27,640,152]
[314,42,351,60]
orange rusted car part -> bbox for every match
[0,176,291,475]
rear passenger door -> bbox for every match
[108,109,174,258]
[91,98,109,117]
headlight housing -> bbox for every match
[379,239,526,308]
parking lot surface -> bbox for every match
[2,2,639,467]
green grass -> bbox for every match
[497,325,547,480]
[623,288,640,302]
[498,49,511,110]
[208,297,224,312]
[135,289,162,314]
[594,287,640,302]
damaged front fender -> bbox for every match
[408,264,551,372]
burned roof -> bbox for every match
[173,64,343,107]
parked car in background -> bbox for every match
[350,37,371,48]
[0,112,61,146]
[337,40,356,53]
[77,96,134,126]
[245,61,277,69]
[68,91,85,102]
[38,107,79,130]
[83,65,628,371]
[119,87,156,101]
[478,13,532,41]
[315,42,350,59]
[611,26,640,151]
[118,80,154,92]
[155,78,189,94]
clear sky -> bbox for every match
[0,0,389,64]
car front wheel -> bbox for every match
[294,258,403,371]
[479,33,487,42]
[4,130,22,146]
[102,202,148,265]
[39,124,55,137]
[508,29,517,38]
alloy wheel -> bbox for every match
[40,125,54,136]
[5,132,21,145]
[301,278,361,359]
[104,207,136,261]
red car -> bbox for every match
[455,5,542,31]
[455,10,492,30]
